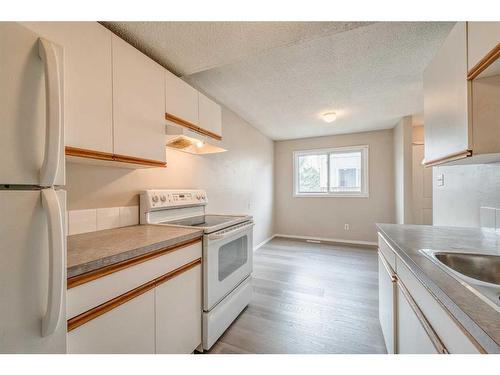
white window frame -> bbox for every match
[293,145,369,198]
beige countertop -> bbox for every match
[67,225,204,279]
[377,223,500,354]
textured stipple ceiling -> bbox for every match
[102,22,454,140]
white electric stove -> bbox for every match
[140,189,253,350]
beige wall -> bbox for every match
[274,129,395,244]
[66,108,274,245]
[393,116,413,224]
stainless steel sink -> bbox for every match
[420,249,500,312]
[433,252,500,285]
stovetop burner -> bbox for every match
[161,215,241,228]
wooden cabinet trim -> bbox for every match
[423,149,472,167]
[67,237,202,289]
[467,43,500,80]
[68,258,202,332]
[397,278,449,354]
[166,112,222,141]
[65,146,114,162]
[65,146,167,168]
[112,153,166,168]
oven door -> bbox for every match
[203,221,254,311]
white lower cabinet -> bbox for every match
[396,284,440,354]
[67,245,203,354]
[68,290,155,354]
[155,264,202,354]
[377,233,480,354]
[378,253,396,354]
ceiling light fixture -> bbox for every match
[322,112,337,123]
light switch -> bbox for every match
[436,173,444,187]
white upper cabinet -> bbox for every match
[165,69,198,125]
[423,22,469,164]
[198,92,222,137]
[423,21,500,166]
[467,22,500,71]
[21,22,114,154]
[112,35,166,162]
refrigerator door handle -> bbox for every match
[41,188,65,337]
[38,38,63,187]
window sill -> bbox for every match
[294,193,369,198]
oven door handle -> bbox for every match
[208,221,254,241]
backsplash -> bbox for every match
[479,206,500,230]
[67,206,139,235]
[433,163,500,228]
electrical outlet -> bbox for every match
[344,224,350,231]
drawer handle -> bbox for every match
[378,251,396,282]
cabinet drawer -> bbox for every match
[396,258,480,353]
[378,233,396,271]
[68,289,155,354]
[67,239,202,319]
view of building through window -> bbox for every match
[329,151,361,192]
[295,146,368,196]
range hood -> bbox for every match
[165,123,226,155]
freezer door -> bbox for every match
[0,189,67,353]
[0,22,65,186]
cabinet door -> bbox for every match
[198,92,222,137]
[112,35,166,162]
[423,22,469,163]
[21,22,113,153]
[396,284,442,354]
[378,253,396,354]
[165,69,198,125]
[68,289,155,354]
[155,264,202,354]
[468,22,500,70]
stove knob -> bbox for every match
[152,195,159,203]
[160,195,166,202]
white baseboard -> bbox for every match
[253,235,276,251]
[273,233,377,247]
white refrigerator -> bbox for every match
[0,22,66,353]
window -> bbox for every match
[294,145,369,197]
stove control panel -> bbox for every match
[140,189,207,211]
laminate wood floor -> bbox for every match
[208,237,387,354]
